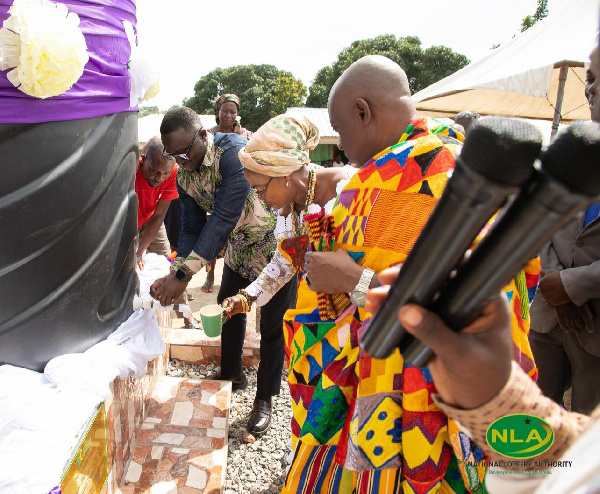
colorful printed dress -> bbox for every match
[281,118,538,494]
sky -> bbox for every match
[136,0,562,111]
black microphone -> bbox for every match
[361,117,543,359]
[402,121,600,367]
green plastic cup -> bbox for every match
[199,304,225,337]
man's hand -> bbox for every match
[150,275,166,296]
[150,272,187,306]
[554,301,595,333]
[366,266,513,410]
[539,269,571,307]
[304,249,364,294]
[136,253,144,271]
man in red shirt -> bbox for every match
[136,136,199,328]
[136,136,179,266]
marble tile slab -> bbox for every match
[169,330,260,368]
[120,377,231,493]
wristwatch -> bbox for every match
[175,268,192,283]
[350,268,375,307]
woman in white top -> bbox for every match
[221,114,356,435]
[223,114,356,312]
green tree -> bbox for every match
[306,66,334,107]
[419,45,471,89]
[272,74,307,118]
[138,106,159,117]
[521,0,548,32]
[306,35,469,107]
[183,65,306,131]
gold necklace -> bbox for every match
[291,166,317,236]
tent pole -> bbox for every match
[550,67,569,142]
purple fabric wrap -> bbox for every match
[0,0,136,123]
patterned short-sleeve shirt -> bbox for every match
[176,133,277,281]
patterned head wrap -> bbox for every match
[214,93,241,125]
[238,115,320,177]
[215,93,240,113]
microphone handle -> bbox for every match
[361,162,520,359]
[401,173,594,366]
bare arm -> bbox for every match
[137,199,172,259]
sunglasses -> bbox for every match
[252,177,274,196]
[163,128,200,162]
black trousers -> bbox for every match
[217,264,297,398]
[530,328,600,415]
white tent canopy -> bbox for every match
[413,0,598,129]
[285,107,339,144]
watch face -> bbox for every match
[350,290,366,307]
[175,269,190,282]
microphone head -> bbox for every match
[541,121,600,196]
[459,117,543,187]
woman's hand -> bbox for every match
[222,295,245,316]
[304,249,364,294]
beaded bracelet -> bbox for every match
[239,289,256,303]
[237,291,250,313]
[237,289,257,313]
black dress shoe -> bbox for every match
[206,371,248,391]
[247,397,272,435]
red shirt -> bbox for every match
[135,159,179,227]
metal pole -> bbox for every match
[550,66,569,141]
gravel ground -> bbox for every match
[167,359,291,493]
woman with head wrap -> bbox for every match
[201,93,253,293]
[211,93,253,139]
[222,114,356,434]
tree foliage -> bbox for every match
[183,65,306,131]
[138,106,159,117]
[306,35,469,107]
[521,0,548,32]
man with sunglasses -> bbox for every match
[152,106,296,436]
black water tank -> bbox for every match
[0,112,138,371]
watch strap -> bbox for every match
[175,268,192,282]
[350,268,375,307]
[353,268,375,293]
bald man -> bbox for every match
[327,55,417,167]
[284,55,538,493]
[136,136,199,328]
[282,56,473,493]
[304,55,463,297]
[136,136,178,268]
